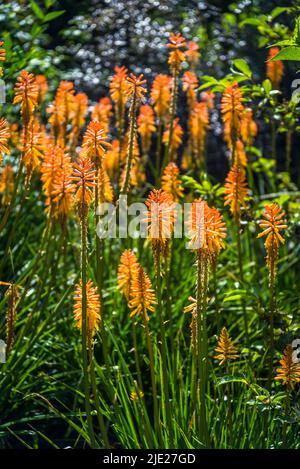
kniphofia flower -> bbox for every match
[125,73,147,101]
[224,164,249,224]
[72,93,88,132]
[240,108,257,146]
[275,345,300,387]
[150,74,172,121]
[109,66,128,108]
[187,199,227,257]
[161,162,184,201]
[214,327,239,365]
[0,41,5,62]
[129,265,157,321]
[13,70,38,125]
[0,117,10,163]
[221,82,244,148]
[91,97,112,134]
[137,104,156,154]
[162,117,183,160]
[190,102,209,164]
[98,166,114,204]
[82,121,111,160]
[182,71,199,107]
[0,165,14,205]
[22,118,44,181]
[266,47,284,89]
[201,89,215,110]
[105,139,120,178]
[35,75,48,104]
[72,156,96,215]
[74,280,101,338]
[185,41,200,66]
[117,249,139,301]
[167,32,186,73]
[257,203,288,269]
[145,189,176,260]
[51,166,74,220]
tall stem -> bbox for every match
[80,195,97,448]
[237,226,250,346]
[156,253,172,445]
[143,312,161,444]
[120,94,137,196]
[162,71,178,171]
[196,251,209,447]
[155,120,163,186]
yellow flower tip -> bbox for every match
[224,164,249,223]
[275,344,300,387]
[117,249,139,301]
[129,265,157,320]
[266,47,284,89]
[161,162,184,202]
[74,279,101,338]
[130,389,144,401]
[214,327,239,366]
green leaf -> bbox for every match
[271,46,300,61]
[270,7,288,19]
[232,59,252,78]
[43,10,65,23]
[216,375,248,386]
[262,79,272,94]
[31,0,45,20]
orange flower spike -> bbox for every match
[125,73,147,101]
[109,65,128,107]
[224,164,249,224]
[0,117,10,163]
[51,168,74,219]
[182,71,199,107]
[150,74,172,120]
[74,279,101,337]
[137,104,156,154]
[91,97,112,133]
[72,93,88,130]
[117,249,139,301]
[105,139,120,177]
[234,139,248,167]
[35,75,48,104]
[0,165,14,205]
[41,144,64,198]
[187,199,226,256]
[266,47,284,89]
[0,41,6,62]
[162,117,183,160]
[257,203,288,253]
[167,32,186,73]
[146,189,176,260]
[240,108,257,146]
[161,162,184,201]
[13,70,38,125]
[57,81,75,123]
[190,102,209,164]
[98,166,114,204]
[72,156,96,211]
[275,344,300,387]
[201,89,215,110]
[22,118,44,180]
[221,82,244,147]
[129,264,157,321]
[214,327,239,365]
[82,120,111,161]
[185,41,200,66]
